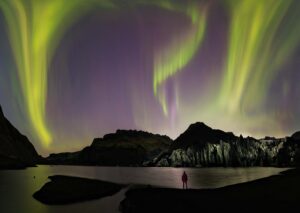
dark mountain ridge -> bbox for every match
[1,100,298,168]
[171,122,236,150]
[0,105,39,169]
[44,129,172,166]
[44,121,300,167]
[150,122,300,167]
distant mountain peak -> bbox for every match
[171,122,236,149]
[100,129,172,141]
[187,122,212,131]
[291,131,300,141]
[47,128,172,166]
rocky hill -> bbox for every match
[45,130,172,166]
[149,122,300,167]
[44,122,300,167]
[0,105,39,169]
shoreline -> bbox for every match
[36,163,293,168]
[120,168,300,212]
[25,166,294,212]
[33,175,124,205]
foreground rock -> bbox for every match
[44,130,172,166]
[120,169,300,212]
[0,105,39,169]
[33,175,124,205]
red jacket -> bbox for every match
[182,173,188,182]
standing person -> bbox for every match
[182,171,188,189]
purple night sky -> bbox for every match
[0,0,300,155]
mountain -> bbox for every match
[150,122,300,167]
[171,122,236,150]
[44,122,300,167]
[0,105,39,169]
[44,130,172,166]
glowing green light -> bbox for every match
[219,0,299,114]
[152,3,207,115]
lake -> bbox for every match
[0,166,289,213]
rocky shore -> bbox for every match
[120,168,300,212]
[33,175,124,205]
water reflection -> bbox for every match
[0,167,50,213]
[0,166,289,213]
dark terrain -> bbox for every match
[120,168,300,212]
[1,103,299,211]
[43,130,172,166]
[1,102,300,168]
[0,105,39,169]
[43,122,300,168]
[33,175,124,205]
[149,122,300,167]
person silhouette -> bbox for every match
[182,171,188,189]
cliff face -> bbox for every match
[171,122,236,150]
[45,130,172,166]
[45,122,300,167]
[0,105,39,169]
[151,122,300,167]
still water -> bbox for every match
[0,166,289,213]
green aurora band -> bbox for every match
[219,0,300,114]
[0,0,114,147]
[152,1,207,116]
[0,0,206,148]
[0,0,299,149]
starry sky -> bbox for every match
[0,0,300,155]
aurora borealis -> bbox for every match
[0,0,300,155]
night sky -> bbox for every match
[0,0,300,155]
